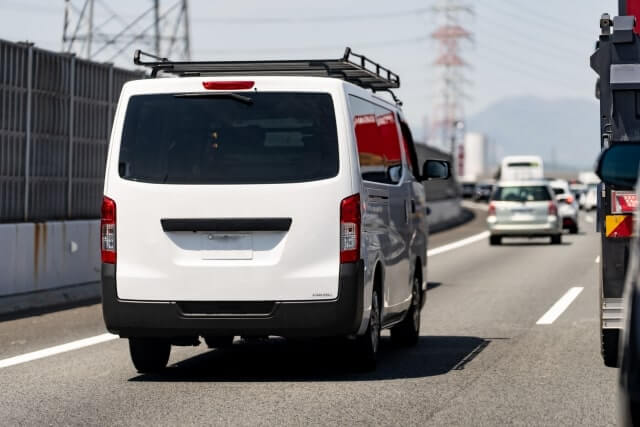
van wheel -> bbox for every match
[353,288,381,371]
[551,234,562,245]
[204,336,234,349]
[570,225,579,234]
[391,276,421,346]
[129,338,171,373]
[489,235,501,245]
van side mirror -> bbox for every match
[421,160,450,181]
[595,144,640,189]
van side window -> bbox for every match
[349,95,403,184]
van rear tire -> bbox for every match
[391,276,421,347]
[551,234,562,245]
[489,235,501,245]
[129,338,171,373]
[353,288,381,371]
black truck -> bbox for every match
[590,2,640,367]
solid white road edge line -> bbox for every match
[595,255,600,264]
[0,333,117,369]
[536,287,584,325]
[0,229,491,369]
[427,231,490,257]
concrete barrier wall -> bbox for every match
[427,198,462,229]
[0,220,100,297]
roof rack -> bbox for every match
[133,47,401,93]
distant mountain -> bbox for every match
[466,96,600,171]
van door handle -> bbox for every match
[411,200,416,213]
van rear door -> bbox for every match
[107,91,346,302]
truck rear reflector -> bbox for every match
[611,191,637,214]
[605,214,633,238]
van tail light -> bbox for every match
[488,202,496,216]
[340,194,361,264]
[101,196,116,264]
[548,201,558,216]
[566,195,574,204]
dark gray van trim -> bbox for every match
[160,218,292,232]
[101,260,364,338]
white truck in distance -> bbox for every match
[500,156,544,181]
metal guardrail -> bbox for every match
[0,39,141,222]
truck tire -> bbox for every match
[601,329,620,368]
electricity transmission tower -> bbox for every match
[430,0,473,160]
[62,0,191,64]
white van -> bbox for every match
[500,156,544,181]
[101,49,450,372]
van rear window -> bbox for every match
[118,92,339,184]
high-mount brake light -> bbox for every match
[202,81,255,90]
[488,202,496,216]
[548,201,558,216]
[101,196,116,264]
[340,194,361,264]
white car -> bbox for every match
[487,181,562,245]
[100,50,450,373]
[581,183,599,211]
[549,179,579,234]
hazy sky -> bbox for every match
[1,0,617,133]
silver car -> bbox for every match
[487,181,562,245]
[550,179,579,234]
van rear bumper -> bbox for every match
[101,262,364,338]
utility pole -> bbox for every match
[430,0,473,166]
[62,0,192,64]
[86,0,94,59]
[154,0,160,57]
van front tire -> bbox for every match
[129,338,171,373]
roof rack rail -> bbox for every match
[133,47,401,93]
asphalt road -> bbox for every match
[0,206,616,426]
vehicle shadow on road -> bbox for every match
[129,335,494,383]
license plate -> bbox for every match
[512,214,534,222]
[511,208,532,214]
[201,233,253,260]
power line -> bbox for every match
[193,35,430,56]
[190,7,431,24]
